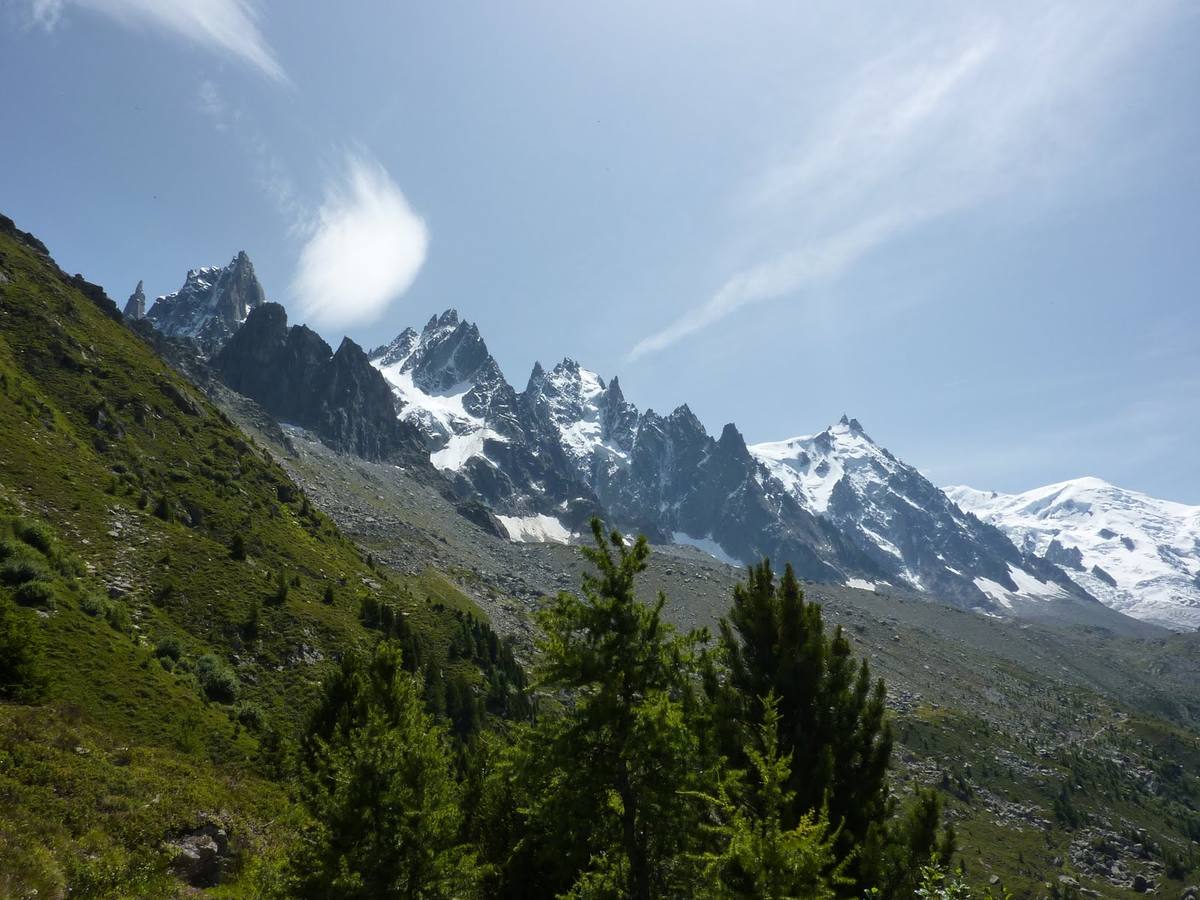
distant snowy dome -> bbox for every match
[946,478,1200,630]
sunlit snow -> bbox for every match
[497,514,572,544]
[948,478,1200,630]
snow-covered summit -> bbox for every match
[946,478,1200,630]
[752,415,892,514]
[523,358,636,481]
[370,311,598,537]
[370,309,512,457]
[145,251,265,352]
[751,418,1088,610]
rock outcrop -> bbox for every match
[215,303,422,462]
[146,251,265,353]
[123,280,146,319]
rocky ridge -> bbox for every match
[145,251,265,353]
[214,303,422,462]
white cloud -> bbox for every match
[31,0,286,82]
[291,154,429,330]
[630,210,917,361]
[629,0,1181,361]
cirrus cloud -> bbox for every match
[290,154,429,331]
[30,0,286,83]
[628,0,1183,362]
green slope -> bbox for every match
[0,220,512,896]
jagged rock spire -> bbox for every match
[123,280,146,319]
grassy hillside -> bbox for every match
[0,221,519,896]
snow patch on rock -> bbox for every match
[497,514,572,544]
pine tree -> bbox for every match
[714,560,897,891]
[695,693,841,899]
[502,518,707,899]
[295,641,480,898]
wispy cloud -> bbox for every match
[194,79,309,231]
[291,153,429,331]
[30,0,286,83]
[629,0,1180,361]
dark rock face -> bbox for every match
[513,362,875,579]
[66,273,123,322]
[215,303,421,461]
[0,213,49,255]
[1045,538,1085,570]
[123,280,146,319]
[146,251,265,354]
[1092,564,1119,587]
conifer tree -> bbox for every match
[502,518,708,899]
[695,693,841,899]
[714,560,900,891]
[295,641,480,899]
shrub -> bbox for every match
[152,495,173,521]
[104,601,131,632]
[0,598,47,700]
[154,579,178,605]
[235,702,266,731]
[268,570,289,606]
[80,593,106,617]
[195,653,239,703]
[241,601,261,640]
[14,520,55,555]
[155,635,183,662]
[1,555,49,586]
[13,580,56,609]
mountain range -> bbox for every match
[131,251,1199,630]
[5,215,1200,897]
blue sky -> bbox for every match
[3,0,1198,501]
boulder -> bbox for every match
[166,823,231,887]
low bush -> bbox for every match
[195,653,239,703]
[14,520,55,555]
[13,580,56,609]
[104,600,131,632]
[154,635,182,662]
[0,597,47,700]
[235,701,266,731]
[1,555,48,586]
[80,594,106,617]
